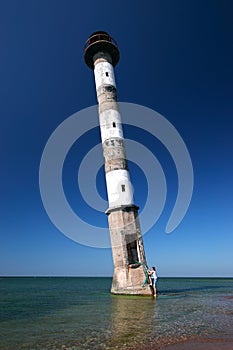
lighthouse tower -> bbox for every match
[84,31,151,295]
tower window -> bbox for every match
[113,122,116,128]
[105,72,109,77]
[121,184,125,192]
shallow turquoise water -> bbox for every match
[0,277,233,349]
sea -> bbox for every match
[0,277,233,350]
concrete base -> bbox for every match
[111,265,152,296]
[111,285,152,296]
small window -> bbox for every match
[121,184,125,192]
[105,72,109,77]
[113,122,116,128]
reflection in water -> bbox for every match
[104,290,225,349]
[106,296,158,348]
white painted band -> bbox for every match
[99,109,123,142]
[94,61,116,90]
[106,169,134,207]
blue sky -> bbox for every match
[0,0,233,277]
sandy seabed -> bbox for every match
[122,337,233,350]
[159,338,233,350]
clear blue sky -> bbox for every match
[0,0,232,277]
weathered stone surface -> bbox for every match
[102,137,128,173]
[97,85,117,104]
[108,206,151,295]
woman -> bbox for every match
[148,266,158,296]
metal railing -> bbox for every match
[84,33,118,52]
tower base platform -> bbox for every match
[111,265,152,296]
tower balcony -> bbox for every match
[84,31,120,69]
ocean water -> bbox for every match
[0,277,233,350]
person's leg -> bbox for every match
[153,281,157,296]
[149,278,154,295]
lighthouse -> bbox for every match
[84,31,151,295]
